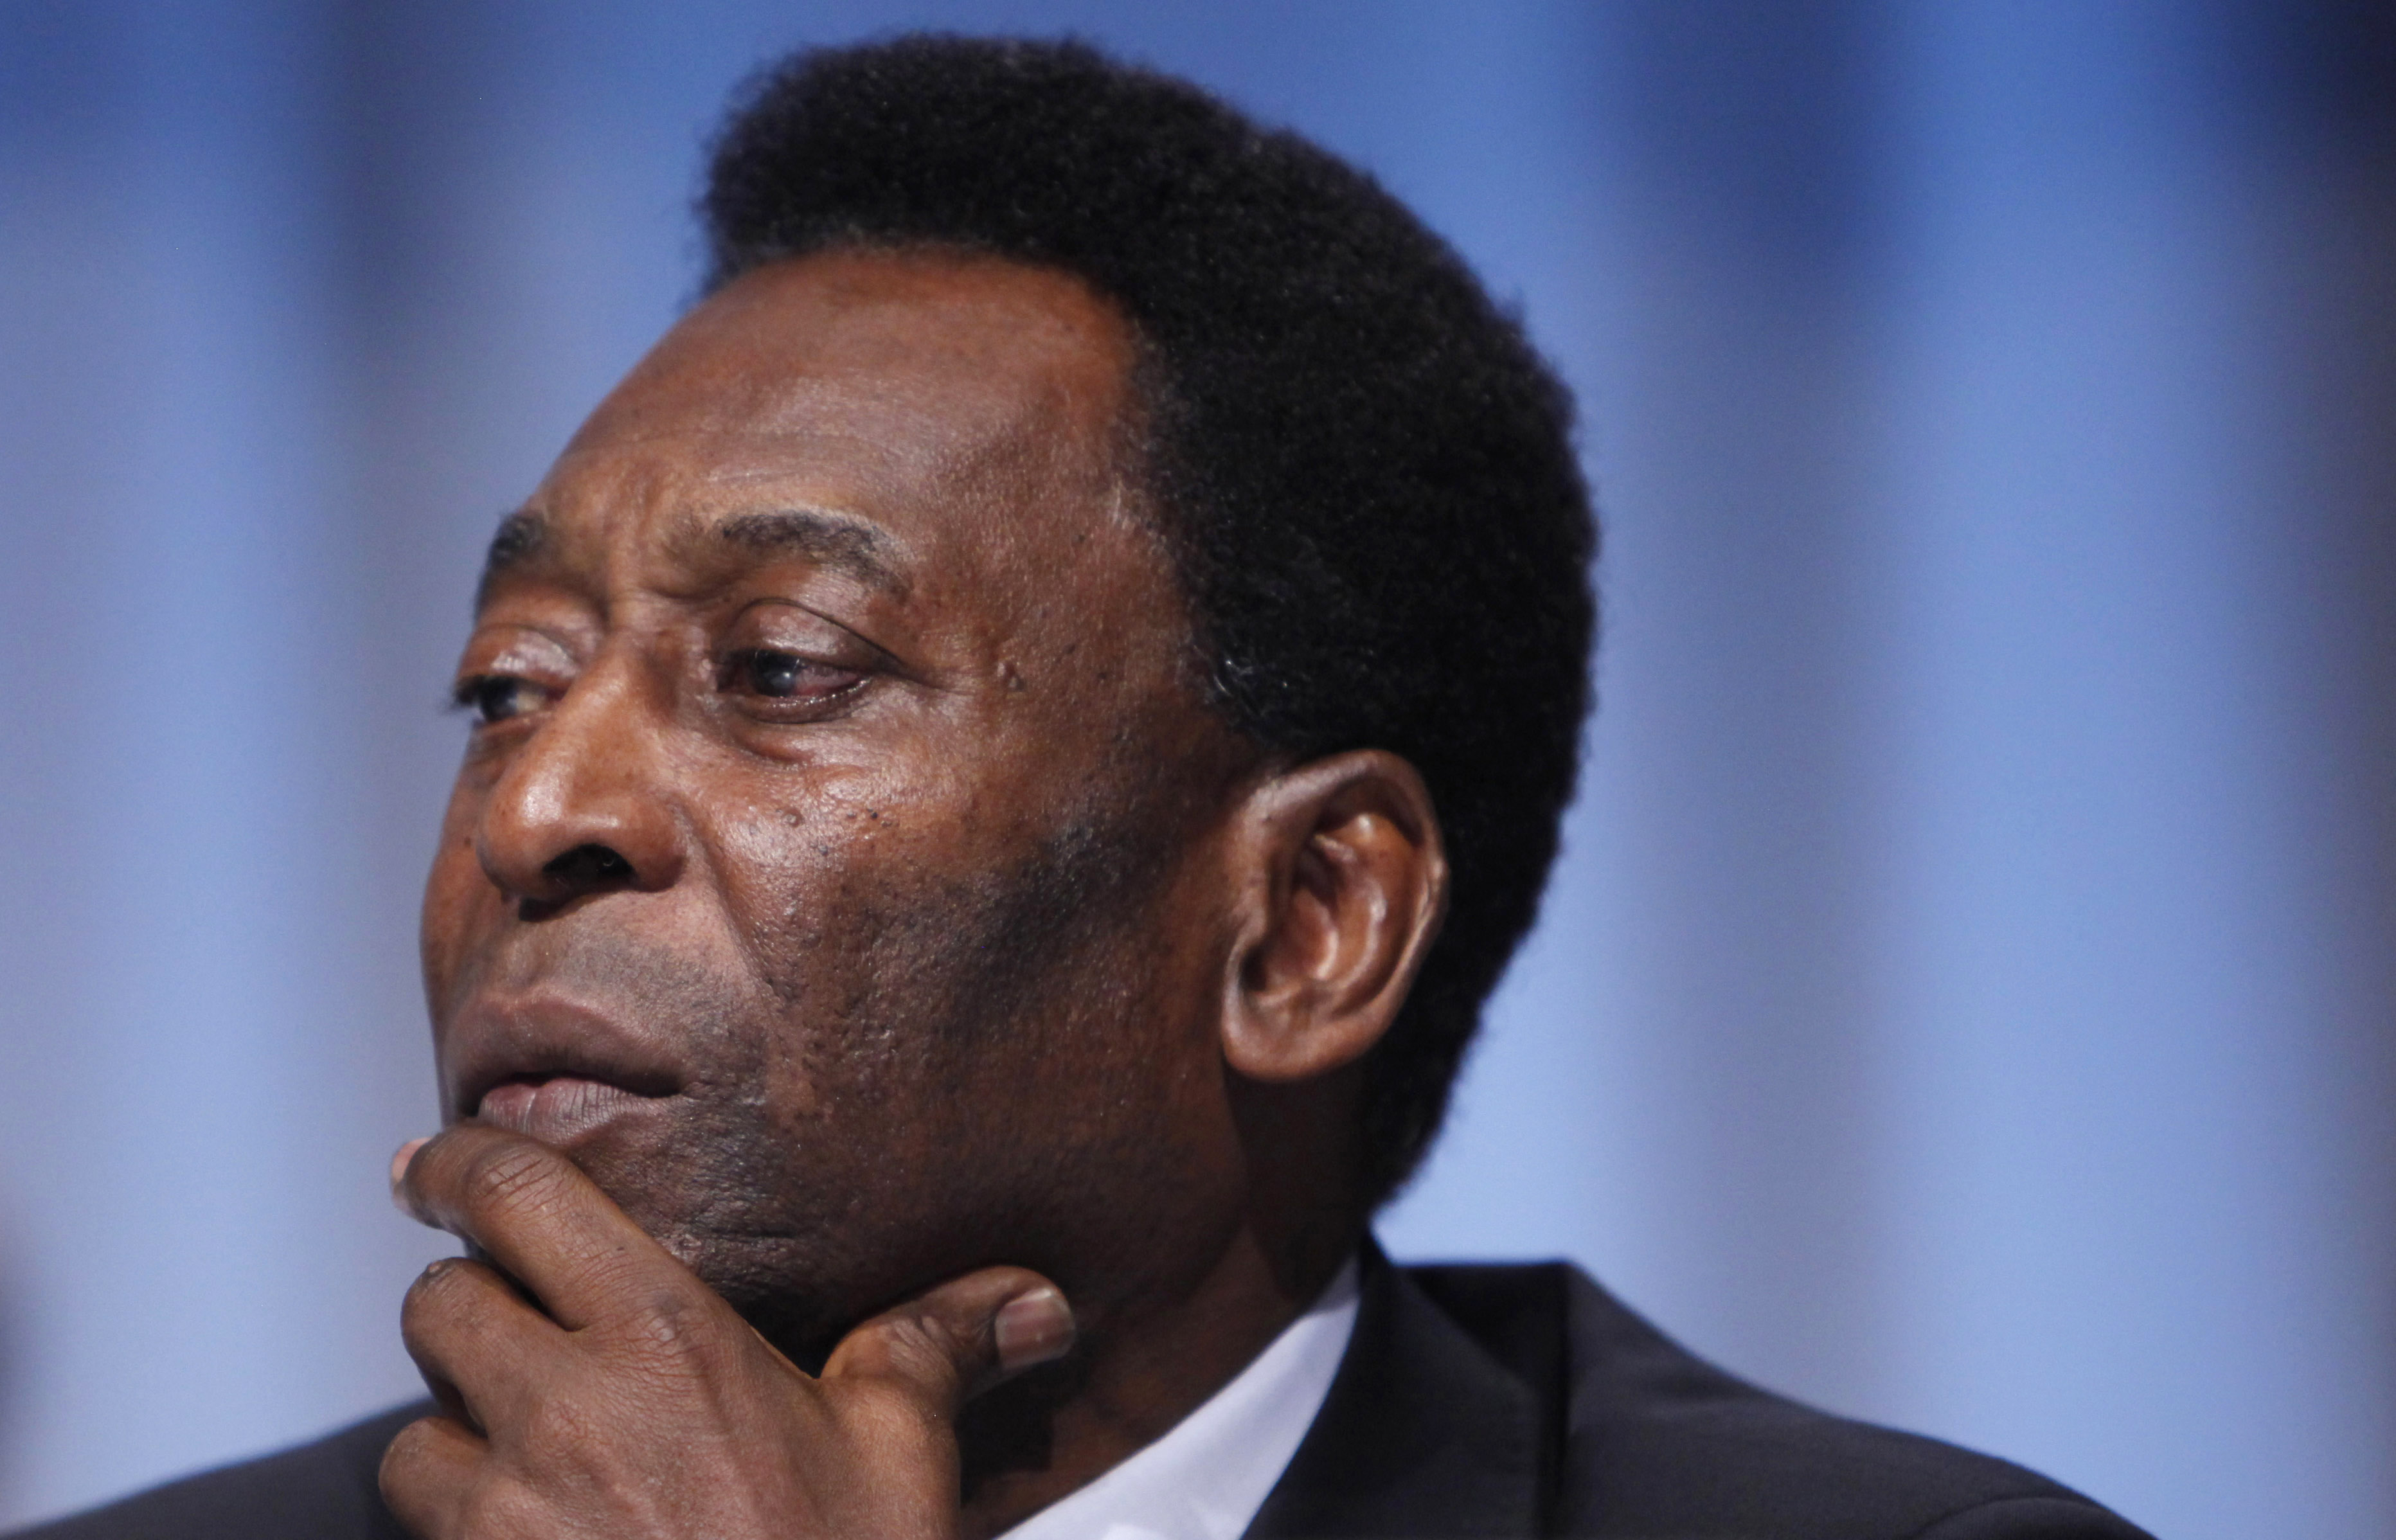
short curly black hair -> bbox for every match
[702,34,1596,1207]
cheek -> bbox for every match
[708,779,906,961]
[769,809,1174,1120]
[694,783,940,1097]
[419,791,491,995]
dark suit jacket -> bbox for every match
[10,1250,2153,1539]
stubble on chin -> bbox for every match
[569,795,1187,1363]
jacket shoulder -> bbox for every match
[5,1403,428,1540]
[1402,1263,2150,1540]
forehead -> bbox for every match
[511,247,1149,605]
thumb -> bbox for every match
[821,1267,1077,1417]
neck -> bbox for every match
[954,1215,1359,1539]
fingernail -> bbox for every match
[994,1287,1076,1372]
[389,1138,431,1216]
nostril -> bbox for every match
[542,843,635,893]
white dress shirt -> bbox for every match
[997,1258,1362,1540]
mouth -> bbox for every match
[472,1071,679,1143]
[447,998,686,1147]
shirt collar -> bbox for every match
[997,1258,1362,1540]
[1242,1242,1545,1538]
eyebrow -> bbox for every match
[474,510,546,613]
[708,507,906,595]
[471,505,906,613]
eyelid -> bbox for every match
[446,623,580,724]
[452,626,579,680]
[715,645,871,704]
[447,672,562,731]
[728,596,909,677]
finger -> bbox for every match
[389,1136,431,1215]
[396,1124,693,1332]
[379,1413,485,1539]
[400,1255,559,1435]
[823,1267,1075,1420]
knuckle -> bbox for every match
[460,1139,567,1218]
[403,1257,468,1308]
[379,1417,427,1480]
[519,1391,601,1454]
[398,1260,470,1346]
[604,1294,738,1396]
[621,1286,720,1359]
[853,1313,969,1404]
[890,1312,967,1375]
[377,1417,443,1505]
[457,1482,541,1540]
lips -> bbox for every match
[476,1074,666,1143]
[444,992,686,1147]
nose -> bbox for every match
[472,657,686,914]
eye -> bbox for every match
[719,647,866,704]
[451,674,553,726]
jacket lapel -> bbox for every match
[1244,1242,1544,1538]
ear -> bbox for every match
[1219,749,1449,1083]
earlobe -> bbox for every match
[1219,750,1448,1084]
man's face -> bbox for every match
[420,249,1255,1357]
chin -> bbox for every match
[559,1136,892,1359]
[684,1224,928,1367]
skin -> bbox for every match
[385,247,1450,1539]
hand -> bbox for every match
[380,1125,1076,1539]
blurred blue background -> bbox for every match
[1,3,2390,1536]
